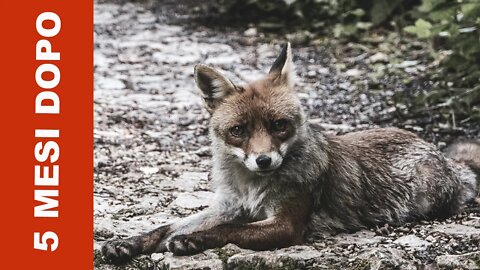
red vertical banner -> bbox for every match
[0,1,93,269]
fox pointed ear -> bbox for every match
[269,42,295,89]
[194,64,238,111]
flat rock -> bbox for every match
[335,230,385,246]
[98,77,126,90]
[436,251,480,270]
[159,251,223,270]
[394,234,431,250]
[368,52,388,63]
[174,172,209,192]
[354,248,417,270]
[432,224,480,237]
[226,245,326,269]
[464,218,480,228]
[172,191,213,209]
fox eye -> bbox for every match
[229,125,246,137]
[272,119,288,132]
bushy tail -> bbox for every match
[446,139,480,176]
[446,139,480,203]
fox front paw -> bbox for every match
[101,239,139,264]
[167,234,207,256]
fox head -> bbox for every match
[194,43,306,176]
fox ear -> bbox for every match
[194,64,238,111]
[269,42,295,89]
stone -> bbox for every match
[244,27,257,37]
[139,166,159,175]
[227,245,325,269]
[174,172,209,192]
[394,235,431,250]
[172,191,213,209]
[354,248,417,270]
[436,251,480,270]
[464,218,480,228]
[395,60,419,68]
[369,52,388,63]
[345,68,363,77]
[335,230,385,246]
[98,77,126,90]
[159,251,223,270]
[432,224,480,237]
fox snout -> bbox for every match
[244,151,283,175]
[256,155,271,169]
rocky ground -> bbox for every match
[94,1,480,269]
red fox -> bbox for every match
[102,43,480,263]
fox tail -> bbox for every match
[446,139,480,202]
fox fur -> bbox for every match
[102,43,479,264]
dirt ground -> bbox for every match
[94,1,480,269]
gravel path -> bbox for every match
[94,1,480,269]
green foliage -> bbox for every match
[215,0,413,37]
[402,0,480,127]
[404,18,433,38]
[212,0,480,129]
[369,0,403,25]
[403,0,480,74]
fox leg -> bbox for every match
[167,194,312,255]
[101,224,170,264]
[102,206,242,264]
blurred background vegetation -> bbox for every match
[201,0,479,137]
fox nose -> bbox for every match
[256,155,272,169]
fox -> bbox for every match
[101,43,480,264]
